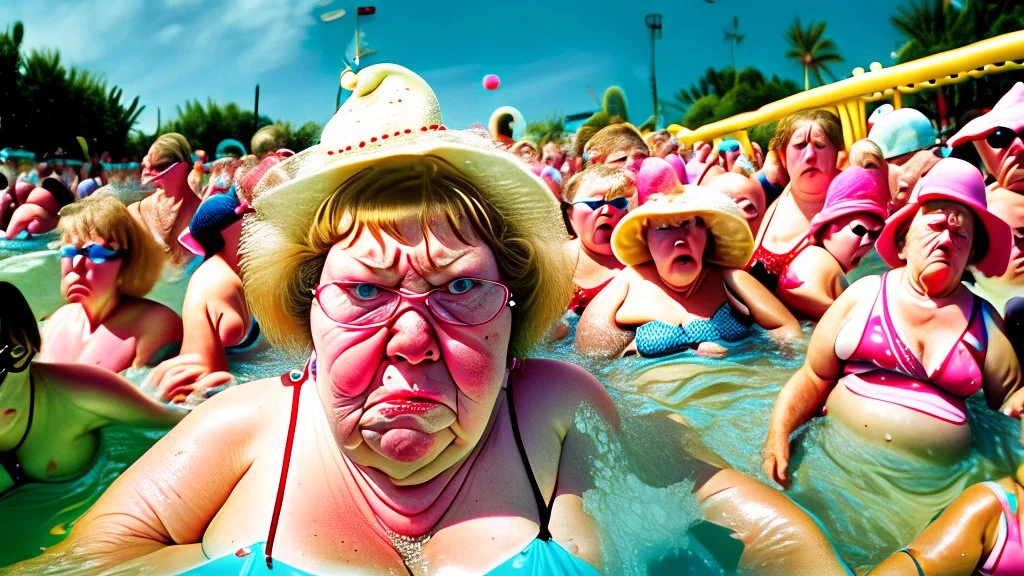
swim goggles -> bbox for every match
[312,277,513,328]
[59,243,127,263]
[572,197,629,211]
[849,223,882,240]
[986,127,1024,149]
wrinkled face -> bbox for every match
[988,198,1024,283]
[646,216,708,290]
[311,216,511,482]
[899,200,976,290]
[888,149,941,212]
[820,213,884,272]
[603,146,649,173]
[783,122,839,197]
[542,143,565,169]
[59,235,123,309]
[974,127,1024,192]
[568,180,630,255]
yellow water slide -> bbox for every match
[675,30,1024,154]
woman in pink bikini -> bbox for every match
[764,158,1023,489]
[871,465,1024,575]
[563,164,634,316]
[745,110,843,299]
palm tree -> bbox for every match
[723,16,744,77]
[784,18,843,90]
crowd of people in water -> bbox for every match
[0,62,1023,575]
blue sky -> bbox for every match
[1,0,908,136]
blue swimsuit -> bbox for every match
[635,303,752,357]
[183,366,599,576]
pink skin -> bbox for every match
[542,142,565,170]
[310,217,511,508]
[603,147,650,173]
[567,182,630,256]
[59,236,124,326]
[819,213,885,272]
[782,123,840,198]
[141,150,193,198]
[975,131,1024,192]
[888,149,942,213]
[646,217,709,291]
[2,182,66,238]
[898,201,976,297]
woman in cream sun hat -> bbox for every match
[575,173,800,359]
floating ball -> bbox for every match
[482,74,500,91]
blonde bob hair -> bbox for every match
[149,133,192,165]
[243,155,571,358]
[58,191,165,298]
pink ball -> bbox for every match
[482,74,500,91]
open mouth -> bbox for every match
[735,199,758,219]
[673,254,695,266]
[596,222,613,231]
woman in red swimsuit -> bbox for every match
[764,158,1023,489]
[563,164,635,316]
[745,110,844,296]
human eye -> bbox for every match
[349,283,383,301]
[447,277,477,295]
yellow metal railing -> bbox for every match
[676,30,1024,153]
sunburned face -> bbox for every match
[603,146,649,172]
[59,235,124,313]
[899,200,976,293]
[820,213,884,272]
[646,216,708,291]
[988,197,1024,283]
[974,127,1024,192]
[783,122,839,197]
[888,149,941,213]
[310,215,512,482]
[568,180,631,255]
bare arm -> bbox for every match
[132,303,183,368]
[42,362,187,427]
[780,247,848,320]
[761,278,865,488]
[979,302,1024,414]
[871,482,1003,575]
[722,268,801,340]
[7,381,271,573]
[575,271,633,358]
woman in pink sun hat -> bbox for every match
[765,158,1022,490]
[770,166,890,320]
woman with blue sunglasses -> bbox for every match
[38,193,183,374]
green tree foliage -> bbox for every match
[784,18,843,90]
[162,99,271,156]
[0,23,144,160]
[525,114,568,147]
[891,0,1024,130]
[275,120,323,151]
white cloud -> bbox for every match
[3,0,144,64]
[155,23,182,44]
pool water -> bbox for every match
[1,243,1021,574]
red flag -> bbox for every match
[357,6,375,15]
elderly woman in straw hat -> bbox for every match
[12,64,856,576]
[575,176,800,358]
[764,158,1024,489]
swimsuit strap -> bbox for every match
[0,375,35,487]
[899,548,926,576]
[264,364,308,568]
[504,367,551,541]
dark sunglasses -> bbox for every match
[985,127,1024,149]
[850,223,882,240]
[59,244,126,263]
[572,197,629,211]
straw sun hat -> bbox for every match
[611,185,754,268]
[241,62,561,273]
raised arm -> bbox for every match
[761,278,866,488]
[5,381,271,574]
[575,271,633,358]
[722,268,801,340]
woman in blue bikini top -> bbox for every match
[575,182,801,359]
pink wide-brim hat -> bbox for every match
[947,82,1024,148]
[875,157,1011,277]
[808,167,889,238]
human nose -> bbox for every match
[385,307,441,364]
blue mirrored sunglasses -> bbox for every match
[572,197,629,211]
[59,244,126,263]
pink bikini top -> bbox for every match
[839,271,987,397]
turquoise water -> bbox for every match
[1,242,1021,574]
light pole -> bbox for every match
[645,13,663,128]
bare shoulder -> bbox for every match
[172,376,292,447]
[515,358,618,428]
[119,297,180,324]
[791,246,842,275]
